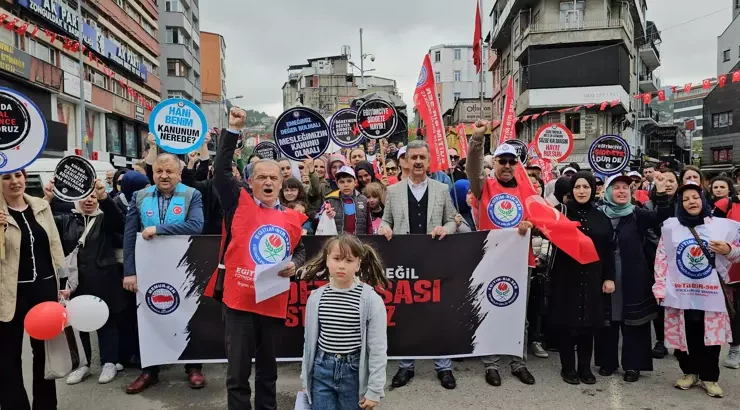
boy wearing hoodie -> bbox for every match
[323,166,373,235]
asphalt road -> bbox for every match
[21,334,740,410]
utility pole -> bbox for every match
[359,28,365,91]
[76,0,86,157]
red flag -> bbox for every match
[457,123,469,159]
[521,115,531,122]
[610,99,619,107]
[719,75,727,88]
[571,105,582,112]
[540,158,553,184]
[657,90,666,101]
[671,86,677,94]
[702,79,711,89]
[531,113,540,121]
[414,54,450,173]
[498,76,516,145]
[733,71,740,83]
[585,104,595,109]
[642,93,652,104]
[472,1,482,74]
[599,101,608,111]
[685,119,695,131]
[683,83,692,94]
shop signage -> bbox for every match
[0,87,48,173]
[17,0,148,80]
[62,72,92,102]
[455,100,494,122]
[135,105,145,121]
[0,41,31,78]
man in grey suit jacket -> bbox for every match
[377,139,459,390]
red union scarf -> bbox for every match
[414,54,450,173]
[498,76,516,145]
[457,123,469,159]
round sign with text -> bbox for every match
[0,87,47,174]
[329,108,363,148]
[534,123,574,162]
[273,107,330,161]
[252,141,280,161]
[356,99,398,140]
[53,155,96,202]
[504,139,529,164]
[588,134,630,175]
[149,98,208,155]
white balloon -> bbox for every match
[65,295,109,332]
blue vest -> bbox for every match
[136,183,194,229]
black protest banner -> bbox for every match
[273,107,330,161]
[53,155,96,202]
[329,108,363,148]
[356,99,398,140]
[252,141,280,160]
[0,87,47,173]
[588,135,630,175]
[504,139,529,164]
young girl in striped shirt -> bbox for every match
[299,235,388,410]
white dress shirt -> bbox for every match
[407,177,429,202]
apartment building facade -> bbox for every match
[200,30,227,130]
[487,0,655,168]
[428,44,493,115]
[158,0,201,103]
[718,0,740,75]
[702,59,740,172]
[2,0,161,167]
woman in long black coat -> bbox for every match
[594,173,671,383]
[50,179,127,385]
[549,172,616,385]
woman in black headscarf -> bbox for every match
[354,160,379,191]
[109,168,128,199]
[549,171,616,385]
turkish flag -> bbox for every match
[643,93,652,104]
[521,115,531,122]
[657,90,666,101]
[599,101,608,111]
[585,104,595,109]
[684,83,692,94]
[702,79,711,89]
[610,99,619,107]
[472,1,482,74]
[531,113,541,120]
[671,86,678,94]
[733,71,740,83]
[719,75,727,88]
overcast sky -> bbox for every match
[200,0,734,118]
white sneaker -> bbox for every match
[723,346,740,369]
[115,363,124,371]
[66,366,91,385]
[531,342,549,358]
[98,363,118,384]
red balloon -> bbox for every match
[24,302,67,341]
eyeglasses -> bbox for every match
[386,166,397,172]
[497,158,517,166]
[450,155,460,161]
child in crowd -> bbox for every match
[362,182,386,234]
[323,166,373,235]
[280,177,308,205]
[287,201,313,235]
[299,235,388,410]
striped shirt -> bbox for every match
[318,283,363,354]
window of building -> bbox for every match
[434,51,441,63]
[454,70,461,81]
[124,123,137,158]
[142,20,155,37]
[454,48,461,60]
[713,147,733,164]
[723,49,731,62]
[168,91,185,99]
[560,0,585,25]
[167,59,188,77]
[437,93,441,103]
[125,3,140,22]
[166,28,181,44]
[565,113,581,134]
[712,111,733,128]
[673,98,703,110]
[106,117,122,155]
[454,92,461,100]
[434,72,440,83]
[165,0,180,12]
[736,0,739,9]
[114,0,123,7]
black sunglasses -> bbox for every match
[450,155,460,161]
[497,158,517,166]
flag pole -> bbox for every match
[478,0,484,120]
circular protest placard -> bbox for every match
[149,98,207,155]
[534,123,574,162]
[588,134,630,175]
[53,155,96,202]
[273,107,330,161]
[252,141,280,160]
[356,99,398,140]
[504,139,529,164]
[0,87,47,174]
[329,108,363,148]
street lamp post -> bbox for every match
[215,95,243,129]
[349,28,375,92]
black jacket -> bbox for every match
[549,204,615,329]
[182,163,223,235]
[54,198,128,313]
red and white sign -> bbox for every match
[457,123,469,159]
[414,54,450,173]
[534,123,573,162]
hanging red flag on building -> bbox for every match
[414,54,450,173]
[702,79,711,89]
[521,115,531,122]
[599,101,608,111]
[472,0,482,74]
[733,71,740,83]
[498,76,516,145]
[683,83,692,94]
[457,123,469,159]
[671,85,678,94]
[585,104,595,109]
[685,119,695,131]
[610,99,619,107]
[531,113,541,120]
[719,75,728,88]
[657,90,666,101]
[642,93,652,104]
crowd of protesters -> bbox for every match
[3,110,740,409]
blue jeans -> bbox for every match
[311,349,361,410]
[398,358,452,372]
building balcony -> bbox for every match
[487,49,500,72]
[94,0,159,54]
[163,75,202,101]
[512,17,634,61]
[638,74,659,93]
[162,11,194,36]
[637,108,659,125]
[639,41,661,71]
[162,43,196,67]
[515,84,629,116]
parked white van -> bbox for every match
[23,158,116,199]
